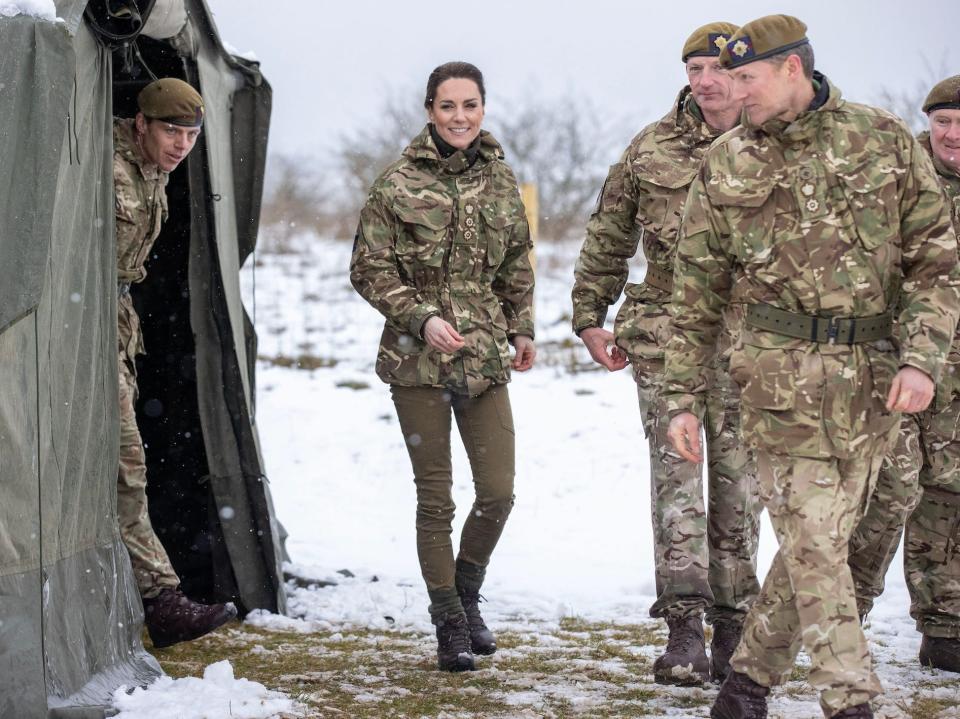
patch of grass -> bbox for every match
[904,696,958,719]
[150,619,683,718]
[335,379,371,390]
[258,353,338,370]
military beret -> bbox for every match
[681,22,738,63]
[923,75,960,114]
[720,14,809,69]
[137,78,204,127]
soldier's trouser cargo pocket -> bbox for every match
[390,384,515,610]
[117,357,180,598]
[732,451,884,716]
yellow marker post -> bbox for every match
[520,183,538,275]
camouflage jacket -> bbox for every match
[663,77,960,460]
[571,87,736,361]
[350,125,535,396]
[114,118,168,361]
[919,130,960,407]
[114,118,168,285]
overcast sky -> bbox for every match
[206,0,959,167]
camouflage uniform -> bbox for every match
[662,76,960,715]
[350,125,534,617]
[571,88,760,624]
[850,130,960,638]
[113,117,180,599]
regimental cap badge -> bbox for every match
[711,33,730,51]
[681,21,738,62]
[719,14,809,69]
[732,37,754,58]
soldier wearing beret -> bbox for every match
[114,77,236,648]
[571,22,760,685]
[849,74,960,674]
[662,15,960,719]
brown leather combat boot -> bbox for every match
[142,587,237,649]
[919,634,960,672]
[711,670,770,719]
[710,618,743,683]
[653,615,710,685]
[459,588,496,655]
[433,611,476,672]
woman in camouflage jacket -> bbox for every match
[350,61,535,672]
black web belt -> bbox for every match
[746,303,893,344]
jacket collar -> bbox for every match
[403,124,504,174]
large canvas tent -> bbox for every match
[0,1,285,716]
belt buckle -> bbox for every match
[827,316,842,345]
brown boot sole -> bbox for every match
[654,665,710,686]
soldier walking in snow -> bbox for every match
[350,62,535,672]
[663,15,960,719]
[571,22,761,685]
[848,74,960,674]
[114,78,236,648]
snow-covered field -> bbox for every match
[114,236,959,718]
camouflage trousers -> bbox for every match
[390,383,515,619]
[849,404,960,638]
[118,351,179,600]
[634,357,760,624]
[732,451,885,717]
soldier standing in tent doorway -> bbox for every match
[114,77,236,648]
[570,22,760,685]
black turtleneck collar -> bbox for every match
[430,124,481,167]
[807,71,830,112]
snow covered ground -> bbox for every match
[114,236,959,718]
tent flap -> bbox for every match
[0,18,73,336]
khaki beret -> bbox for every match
[720,14,809,69]
[924,75,960,114]
[681,22,738,63]
[137,78,204,127]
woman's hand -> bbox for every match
[423,316,465,353]
[511,335,536,372]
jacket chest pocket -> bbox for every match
[393,201,452,269]
[636,167,696,248]
[707,175,778,263]
[479,201,521,269]
[835,160,901,251]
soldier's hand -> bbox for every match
[886,365,935,414]
[580,327,629,371]
[511,335,536,372]
[423,316,465,353]
[668,412,703,463]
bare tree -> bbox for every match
[488,94,622,240]
[873,54,951,134]
[337,88,425,207]
[259,155,338,251]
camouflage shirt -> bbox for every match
[919,130,960,406]
[113,118,168,285]
[571,87,736,361]
[663,77,960,460]
[350,125,535,396]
